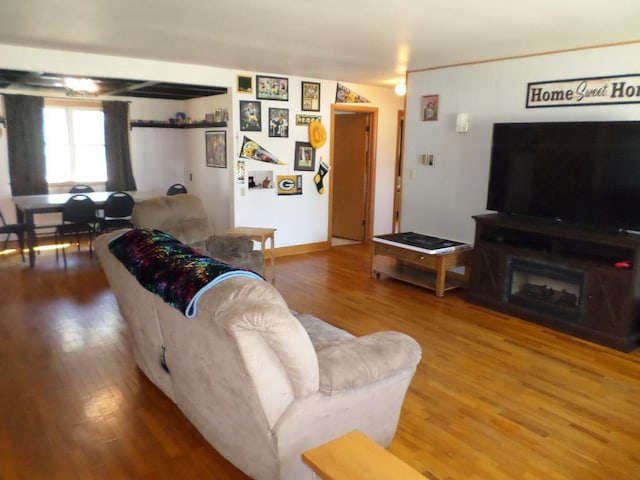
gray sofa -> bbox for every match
[95,230,422,480]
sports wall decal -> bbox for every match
[239,136,285,165]
[335,83,370,103]
[277,175,302,195]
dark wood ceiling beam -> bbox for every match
[0,69,227,100]
[100,80,158,96]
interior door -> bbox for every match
[393,110,404,233]
[332,113,368,241]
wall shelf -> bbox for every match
[130,120,226,129]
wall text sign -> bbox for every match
[526,74,640,108]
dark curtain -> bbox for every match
[4,94,48,196]
[103,101,137,191]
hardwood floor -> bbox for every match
[1,242,639,479]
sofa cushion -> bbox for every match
[316,331,422,394]
[132,194,213,245]
[206,235,265,273]
[206,234,254,255]
[296,313,354,351]
[203,278,320,399]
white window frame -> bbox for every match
[43,98,107,190]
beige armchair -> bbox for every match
[131,194,264,273]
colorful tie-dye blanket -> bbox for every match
[108,228,262,318]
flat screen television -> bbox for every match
[486,121,640,232]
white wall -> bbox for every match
[182,94,233,233]
[403,43,640,244]
[115,93,233,234]
[0,44,402,247]
[231,74,334,246]
[129,98,189,194]
[232,77,403,246]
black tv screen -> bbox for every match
[487,121,640,232]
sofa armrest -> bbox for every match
[206,234,254,256]
[316,331,421,395]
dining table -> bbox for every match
[13,190,154,267]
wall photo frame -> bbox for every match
[237,75,252,94]
[205,131,227,168]
[301,81,321,111]
[295,114,321,126]
[240,100,262,131]
[248,170,275,189]
[268,108,289,137]
[256,75,289,101]
[294,141,315,171]
[421,94,439,121]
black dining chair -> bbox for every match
[166,183,188,195]
[0,209,31,262]
[97,191,135,233]
[54,194,98,268]
[69,184,95,194]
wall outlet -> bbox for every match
[422,154,435,166]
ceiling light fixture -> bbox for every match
[64,77,98,96]
[394,82,407,96]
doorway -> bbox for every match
[330,104,378,245]
[392,110,405,233]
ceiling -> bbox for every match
[0,0,638,93]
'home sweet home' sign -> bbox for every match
[526,74,640,108]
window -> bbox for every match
[43,102,107,184]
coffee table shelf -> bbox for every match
[371,234,472,297]
[374,260,465,293]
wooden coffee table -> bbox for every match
[302,430,424,479]
[371,233,472,297]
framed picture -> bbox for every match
[294,141,315,171]
[205,131,227,168]
[421,94,439,121]
[296,114,321,126]
[240,100,262,131]
[248,170,274,189]
[236,159,246,184]
[268,108,289,137]
[301,81,321,111]
[256,75,289,101]
[237,75,252,93]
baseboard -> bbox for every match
[274,241,330,258]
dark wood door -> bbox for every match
[469,244,506,302]
[583,266,633,335]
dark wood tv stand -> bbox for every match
[467,214,640,352]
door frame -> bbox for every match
[392,109,405,233]
[329,103,378,244]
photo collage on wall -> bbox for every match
[236,74,325,195]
